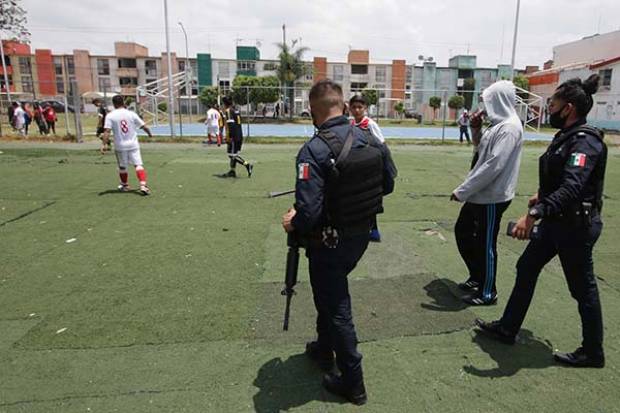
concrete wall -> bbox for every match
[553,30,620,67]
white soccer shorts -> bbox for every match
[115,149,143,169]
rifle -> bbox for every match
[281,232,300,331]
[268,189,295,198]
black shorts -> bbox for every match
[97,126,105,137]
[227,138,243,155]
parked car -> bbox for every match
[404,109,423,123]
[40,100,76,113]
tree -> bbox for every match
[429,96,442,120]
[463,78,476,110]
[361,88,379,107]
[513,74,529,99]
[448,95,465,119]
[199,86,219,108]
[275,42,309,119]
[230,75,279,112]
[0,0,30,97]
[394,101,405,119]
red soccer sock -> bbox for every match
[119,171,129,186]
[136,167,147,186]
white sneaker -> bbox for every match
[139,185,151,196]
[118,184,131,192]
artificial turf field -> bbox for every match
[0,141,619,413]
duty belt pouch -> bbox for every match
[581,202,593,227]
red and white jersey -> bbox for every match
[104,108,145,151]
[351,116,385,143]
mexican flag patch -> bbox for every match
[570,153,587,168]
[298,163,310,180]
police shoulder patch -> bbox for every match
[298,163,310,180]
[570,152,587,168]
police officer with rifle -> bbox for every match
[281,80,396,404]
[476,74,608,368]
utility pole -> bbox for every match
[178,21,191,123]
[163,0,176,138]
[510,0,521,81]
[282,24,286,48]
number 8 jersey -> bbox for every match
[104,108,146,151]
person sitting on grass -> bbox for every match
[349,94,386,242]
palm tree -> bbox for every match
[275,42,309,119]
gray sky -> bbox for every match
[21,0,620,68]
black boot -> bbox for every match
[305,341,334,371]
[322,373,367,405]
[553,347,605,368]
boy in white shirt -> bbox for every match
[204,103,221,146]
[101,95,153,195]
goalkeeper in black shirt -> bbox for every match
[218,96,253,178]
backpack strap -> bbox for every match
[317,127,355,167]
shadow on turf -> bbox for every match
[253,353,345,412]
[97,189,143,196]
[420,278,469,312]
[464,329,554,378]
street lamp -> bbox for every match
[178,21,191,123]
[163,0,176,138]
[510,0,521,81]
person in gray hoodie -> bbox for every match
[450,80,523,305]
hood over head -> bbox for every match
[482,80,517,125]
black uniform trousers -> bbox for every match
[459,126,470,143]
[501,217,604,357]
[455,201,511,300]
[307,233,369,385]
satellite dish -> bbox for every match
[428,57,434,62]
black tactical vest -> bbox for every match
[317,127,384,228]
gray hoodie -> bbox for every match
[453,80,523,204]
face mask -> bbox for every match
[549,104,567,129]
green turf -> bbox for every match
[0,142,619,412]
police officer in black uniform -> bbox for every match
[282,80,397,404]
[476,74,607,368]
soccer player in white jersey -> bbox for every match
[204,103,221,146]
[101,95,153,195]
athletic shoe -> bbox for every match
[458,279,480,291]
[305,341,335,372]
[475,318,516,345]
[117,184,131,192]
[246,163,253,178]
[369,228,381,242]
[463,293,497,306]
[553,347,605,368]
[322,373,367,406]
[139,185,151,196]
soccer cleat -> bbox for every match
[463,293,497,306]
[322,373,367,406]
[139,185,151,196]
[305,341,335,372]
[246,163,254,178]
[118,184,131,192]
[553,347,605,368]
[475,318,516,345]
[369,228,381,242]
[458,279,480,291]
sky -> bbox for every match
[19,0,620,69]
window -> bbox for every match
[118,58,137,69]
[333,65,344,82]
[54,58,63,75]
[406,66,413,83]
[375,66,386,82]
[351,64,368,75]
[263,62,278,71]
[237,60,256,71]
[218,80,231,93]
[146,79,157,92]
[145,60,157,76]
[98,77,111,92]
[119,77,138,87]
[97,59,110,76]
[350,82,368,92]
[178,60,186,72]
[1,74,13,90]
[218,61,230,78]
[19,57,32,74]
[21,76,33,93]
[66,57,75,75]
[599,69,612,87]
[56,77,64,94]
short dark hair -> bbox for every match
[112,95,125,107]
[309,79,344,111]
[222,96,233,107]
[553,74,600,117]
[349,94,367,106]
